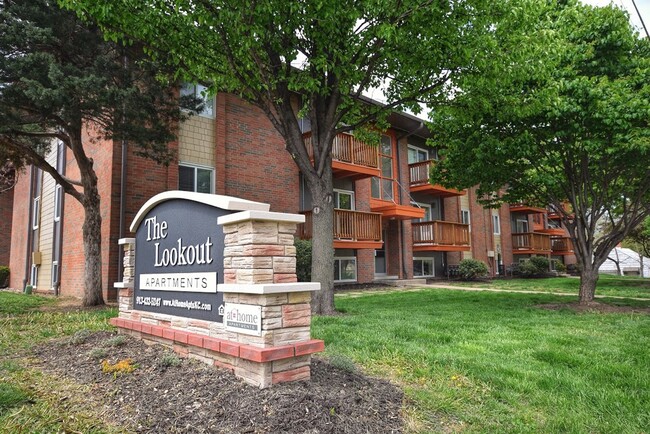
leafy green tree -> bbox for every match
[62,0,515,314]
[624,217,650,271]
[430,2,650,303]
[0,0,200,305]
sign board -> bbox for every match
[133,198,232,322]
[224,303,262,336]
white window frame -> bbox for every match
[51,261,59,288]
[407,145,429,164]
[515,218,529,233]
[179,163,214,194]
[181,83,215,118]
[411,201,432,223]
[493,214,501,235]
[32,196,40,230]
[30,264,38,286]
[333,189,355,210]
[413,257,435,277]
[461,209,470,229]
[53,184,62,222]
[334,257,357,283]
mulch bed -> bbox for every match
[34,331,404,433]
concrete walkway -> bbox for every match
[336,282,650,301]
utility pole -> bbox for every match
[630,0,650,39]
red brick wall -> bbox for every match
[8,171,31,289]
[60,128,121,300]
[467,187,493,268]
[0,187,14,267]
[499,203,513,267]
[216,94,299,213]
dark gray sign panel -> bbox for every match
[133,199,231,322]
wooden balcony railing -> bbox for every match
[551,236,573,252]
[409,159,436,186]
[412,221,470,247]
[303,132,378,169]
[511,232,551,252]
[298,209,382,243]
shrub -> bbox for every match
[552,259,567,273]
[0,266,8,288]
[458,259,489,280]
[519,256,551,277]
[159,353,181,368]
[88,348,108,360]
[105,335,127,347]
[295,239,312,282]
[68,329,92,345]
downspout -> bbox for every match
[54,145,67,296]
[23,166,35,291]
[117,138,127,282]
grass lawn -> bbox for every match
[314,289,650,433]
[0,291,119,433]
[445,274,650,299]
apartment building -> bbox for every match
[4,89,576,298]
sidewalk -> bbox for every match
[336,282,650,301]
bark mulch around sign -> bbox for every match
[34,331,403,434]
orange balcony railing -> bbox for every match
[298,209,382,243]
[408,160,464,197]
[412,221,470,247]
[551,236,574,253]
[512,232,551,253]
[303,132,378,170]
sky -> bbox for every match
[582,0,650,36]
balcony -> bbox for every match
[304,132,380,180]
[547,202,574,220]
[551,236,574,255]
[412,220,471,252]
[510,203,548,214]
[298,209,383,249]
[511,232,552,255]
[408,160,465,197]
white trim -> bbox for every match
[334,188,355,210]
[411,201,432,222]
[130,191,269,232]
[334,256,357,282]
[407,144,429,164]
[413,257,435,277]
[118,238,136,245]
[113,281,135,289]
[179,162,214,194]
[493,214,501,235]
[32,196,40,230]
[53,184,62,222]
[218,282,320,294]
[217,210,305,226]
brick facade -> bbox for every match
[6,91,575,298]
[0,187,13,267]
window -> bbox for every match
[179,164,214,193]
[53,184,62,222]
[411,202,432,222]
[413,258,435,277]
[371,134,394,201]
[493,214,501,235]
[334,257,357,282]
[51,261,59,287]
[333,189,354,210]
[407,145,429,164]
[515,218,529,233]
[30,264,38,286]
[32,196,40,230]
[461,209,470,227]
[181,83,215,118]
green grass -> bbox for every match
[0,292,119,432]
[313,289,650,433]
[446,274,650,299]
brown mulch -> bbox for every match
[536,301,650,314]
[34,331,403,434]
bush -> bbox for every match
[519,256,551,277]
[552,259,567,273]
[295,239,312,282]
[0,266,8,288]
[458,259,489,281]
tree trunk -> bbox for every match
[308,177,335,315]
[78,158,104,307]
[578,265,599,304]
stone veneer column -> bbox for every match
[115,238,135,312]
[217,210,321,387]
